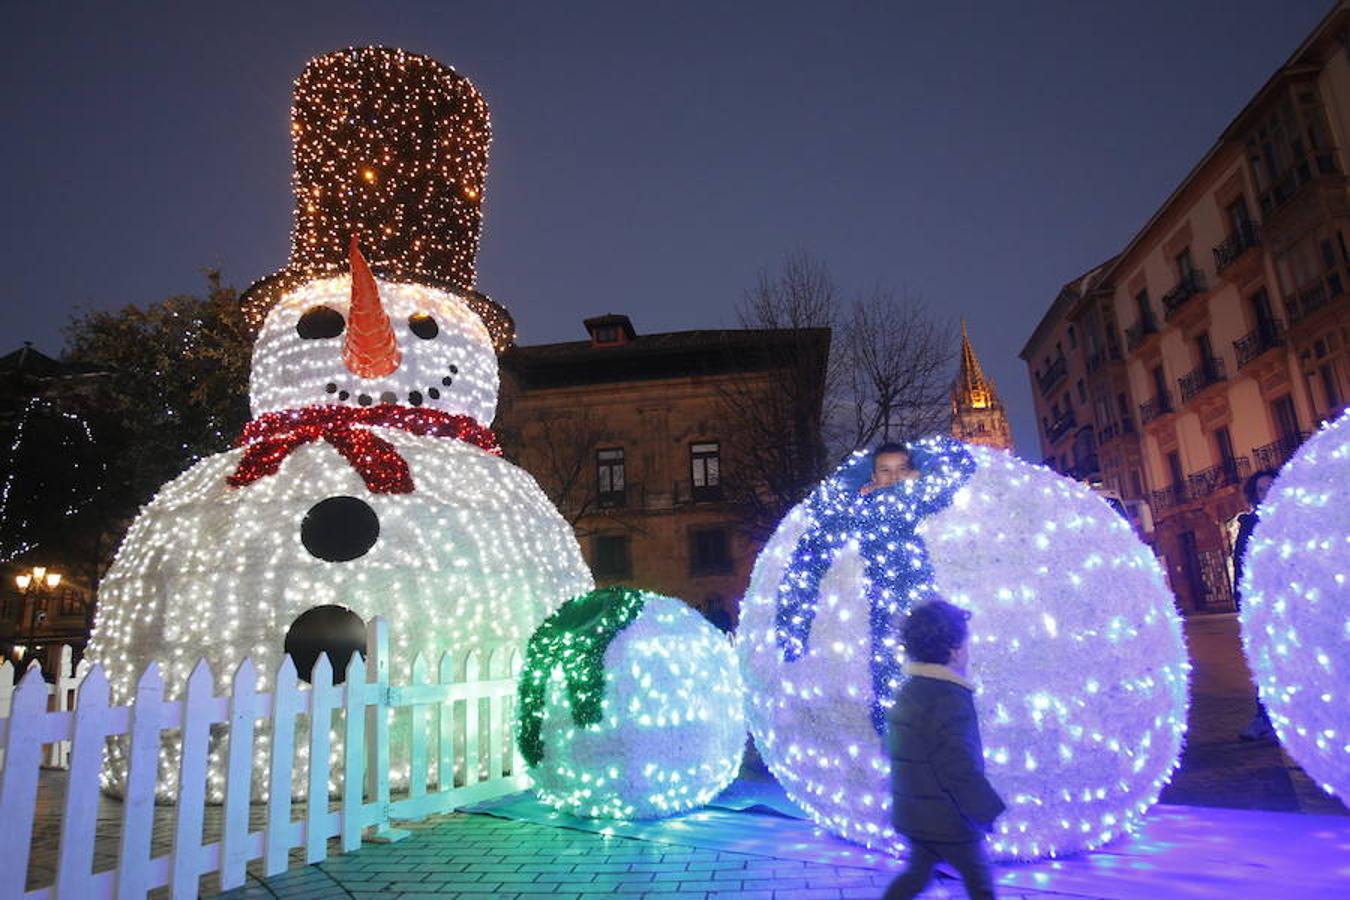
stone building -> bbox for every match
[1021,3,1350,612]
[950,322,1013,451]
[496,314,830,628]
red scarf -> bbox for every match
[228,404,500,494]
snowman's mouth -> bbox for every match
[322,365,459,408]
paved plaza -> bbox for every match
[22,615,1348,899]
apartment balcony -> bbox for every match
[1037,354,1068,396]
[1150,482,1190,517]
[1139,390,1173,426]
[1212,222,1262,278]
[1178,357,1227,404]
[1258,151,1340,218]
[1187,456,1251,500]
[1252,432,1306,471]
[1097,416,1136,445]
[1085,346,1123,373]
[1125,313,1160,353]
[1233,319,1285,370]
[1286,279,1342,325]
[1046,407,1077,444]
[1162,270,1208,321]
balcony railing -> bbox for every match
[1046,407,1077,443]
[1178,357,1227,403]
[1187,456,1251,500]
[1139,390,1173,425]
[1258,152,1341,217]
[1125,313,1159,352]
[1213,222,1262,273]
[1252,432,1306,471]
[1233,319,1285,369]
[1085,346,1122,373]
[1150,482,1190,516]
[1038,354,1068,396]
[1288,281,1333,324]
[1097,416,1136,444]
[1162,270,1208,320]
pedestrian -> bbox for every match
[884,600,1005,899]
[1235,467,1279,742]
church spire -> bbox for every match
[951,321,1013,451]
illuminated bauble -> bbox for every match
[250,273,499,426]
[518,587,746,819]
[1239,410,1349,801]
[738,437,1188,861]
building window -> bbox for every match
[597,448,625,507]
[1076,379,1087,403]
[1271,394,1300,441]
[690,526,733,576]
[1213,426,1235,465]
[1130,469,1144,499]
[594,325,620,344]
[593,533,631,578]
[1320,363,1342,412]
[690,441,722,501]
[1068,326,1077,349]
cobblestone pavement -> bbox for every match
[23,615,1345,898]
[216,812,1052,900]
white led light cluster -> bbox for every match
[1239,409,1348,801]
[738,444,1189,861]
[528,594,746,819]
[250,274,499,425]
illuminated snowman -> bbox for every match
[86,240,592,799]
[738,437,1189,861]
[85,47,593,799]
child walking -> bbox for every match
[884,600,1005,899]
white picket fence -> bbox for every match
[0,645,90,770]
[0,617,529,899]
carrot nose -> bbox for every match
[343,237,402,378]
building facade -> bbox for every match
[496,315,830,628]
[1021,3,1350,612]
[951,323,1013,450]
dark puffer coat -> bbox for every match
[886,664,1006,842]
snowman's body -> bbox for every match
[87,264,593,799]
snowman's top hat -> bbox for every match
[241,46,514,350]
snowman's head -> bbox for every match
[249,242,498,425]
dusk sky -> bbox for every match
[2,0,1332,453]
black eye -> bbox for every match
[296,306,345,339]
[408,313,439,340]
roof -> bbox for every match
[501,327,832,390]
[0,343,65,378]
[1018,257,1116,360]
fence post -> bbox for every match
[219,657,259,891]
[0,667,51,898]
[170,659,216,897]
[306,653,337,864]
[54,664,110,897]
[363,616,408,843]
[44,644,76,768]
[341,651,367,853]
[265,656,300,877]
[437,651,455,791]
[409,653,429,800]
[116,662,168,899]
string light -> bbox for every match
[88,273,592,801]
[240,47,515,351]
[739,439,1189,861]
[1239,409,1348,801]
[520,587,745,819]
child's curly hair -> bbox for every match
[902,600,972,664]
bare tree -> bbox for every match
[718,252,955,541]
[498,409,609,528]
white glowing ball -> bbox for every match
[738,443,1189,860]
[87,432,593,800]
[1239,410,1349,800]
[250,274,499,425]
[524,590,746,819]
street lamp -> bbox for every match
[12,566,61,666]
